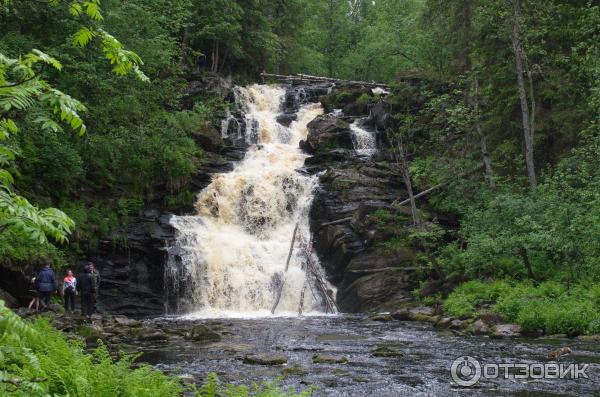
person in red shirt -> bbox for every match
[62,270,77,313]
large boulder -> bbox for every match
[0,288,19,308]
[491,324,522,338]
[304,115,354,153]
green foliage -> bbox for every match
[443,280,510,318]
[0,300,182,396]
[444,280,600,335]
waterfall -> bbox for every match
[167,85,334,318]
[350,119,377,156]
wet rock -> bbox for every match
[113,315,141,327]
[276,113,297,127]
[282,365,308,376]
[368,313,394,322]
[305,115,353,153]
[391,308,411,321]
[312,354,349,364]
[338,270,414,312]
[369,101,391,130]
[471,319,491,335]
[491,324,521,338]
[449,319,468,330]
[435,317,453,328]
[140,330,168,341]
[406,306,439,323]
[76,324,104,343]
[577,335,600,342]
[186,324,221,342]
[372,345,404,358]
[186,72,232,98]
[243,354,288,366]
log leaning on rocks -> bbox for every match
[271,223,299,314]
[260,72,390,90]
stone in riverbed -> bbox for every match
[282,365,308,376]
[471,319,491,335]
[312,354,349,364]
[243,354,288,366]
[491,324,521,338]
[368,313,394,322]
[140,330,168,341]
[114,315,141,327]
[186,324,221,342]
[371,345,404,358]
[449,319,467,330]
[577,335,600,342]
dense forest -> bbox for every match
[1,0,600,395]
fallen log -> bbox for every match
[320,217,352,228]
[260,72,390,90]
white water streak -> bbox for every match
[350,121,377,156]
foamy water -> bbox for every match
[167,85,334,317]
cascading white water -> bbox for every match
[349,120,377,156]
[167,85,334,318]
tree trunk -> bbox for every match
[519,246,535,280]
[474,78,495,188]
[395,136,421,228]
[511,0,537,191]
[213,42,220,73]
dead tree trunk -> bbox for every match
[390,131,420,228]
[474,78,495,188]
[511,0,537,192]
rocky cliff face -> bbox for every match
[301,88,426,312]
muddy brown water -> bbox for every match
[132,315,599,396]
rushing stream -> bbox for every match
[136,315,600,397]
[157,84,600,396]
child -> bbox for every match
[63,270,77,313]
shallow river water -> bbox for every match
[136,315,600,397]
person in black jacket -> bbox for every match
[77,265,96,317]
[35,262,57,311]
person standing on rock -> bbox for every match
[88,262,101,312]
[27,273,40,311]
[62,270,77,313]
[77,265,96,317]
[35,262,57,311]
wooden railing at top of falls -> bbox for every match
[260,72,391,89]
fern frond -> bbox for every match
[72,27,97,47]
